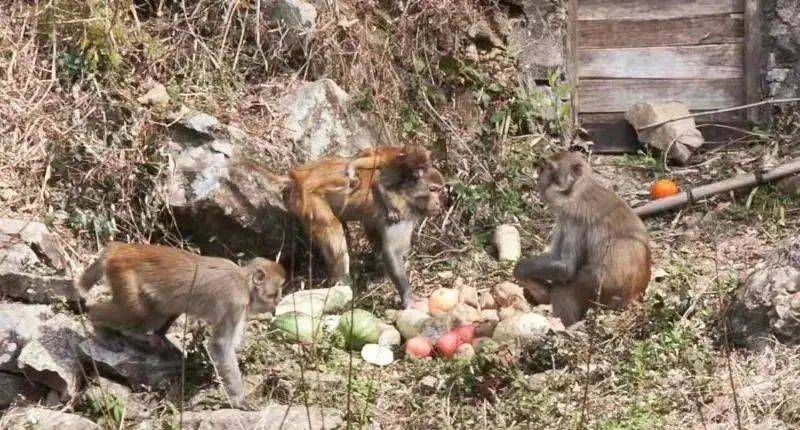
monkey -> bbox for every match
[77,242,286,410]
[343,143,432,223]
[284,156,445,308]
[513,152,651,326]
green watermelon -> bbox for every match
[337,309,381,350]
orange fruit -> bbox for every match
[650,179,679,200]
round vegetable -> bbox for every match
[272,312,321,343]
[405,336,433,358]
[435,332,460,358]
[452,324,475,345]
[650,179,679,200]
[338,309,381,350]
[428,288,459,314]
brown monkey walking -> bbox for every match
[513,152,651,326]
[285,154,445,308]
[78,242,286,410]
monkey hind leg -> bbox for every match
[305,197,350,282]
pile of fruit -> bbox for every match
[270,281,560,366]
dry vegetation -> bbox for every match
[2,0,800,429]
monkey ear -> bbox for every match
[571,162,583,177]
[252,269,267,285]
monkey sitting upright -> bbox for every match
[77,242,286,410]
[513,152,651,326]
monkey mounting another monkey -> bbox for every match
[344,143,432,222]
[77,242,286,410]
[513,152,651,326]
[285,147,444,308]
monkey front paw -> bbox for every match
[386,210,400,223]
[231,399,259,411]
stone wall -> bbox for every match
[763,0,800,100]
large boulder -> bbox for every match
[279,79,386,160]
[0,304,52,371]
[180,404,343,430]
[163,109,291,257]
[0,372,48,408]
[730,235,800,348]
[78,339,181,390]
[0,272,78,305]
[16,314,87,402]
[269,0,317,49]
[0,407,100,430]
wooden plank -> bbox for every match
[578,0,744,21]
[578,79,745,113]
[744,0,764,123]
[578,14,744,49]
[567,0,579,129]
[579,44,744,79]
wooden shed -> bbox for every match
[567,0,762,151]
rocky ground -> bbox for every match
[2,0,800,429]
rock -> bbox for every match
[0,407,101,430]
[16,314,87,402]
[280,79,386,160]
[474,320,499,338]
[449,303,483,325]
[492,282,526,307]
[0,372,48,408]
[0,272,79,305]
[137,83,169,107]
[270,0,317,48]
[274,284,353,317]
[0,304,52,371]
[0,218,67,269]
[492,312,550,344]
[508,0,566,81]
[395,309,432,341]
[180,404,343,430]
[478,291,497,310]
[78,339,181,390]
[730,265,800,348]
[458,285,479,308]
[493,224,521,261]
[625,102,704,165]
[163,110,290,257]
[377,323,401,347]
[0,235,40,271]
[778,174,800,197]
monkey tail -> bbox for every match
[77,252,108,292]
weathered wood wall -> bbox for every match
[575,0,750,151]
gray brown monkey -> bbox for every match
[78,242,285,410]
[513,152,651,326]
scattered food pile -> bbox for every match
[270,282,565,366]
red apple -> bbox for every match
[452,324,475,345]
[405,336,433,358]
[435,332,460,358]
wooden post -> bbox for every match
[744,0,764,123]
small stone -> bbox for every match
[492,312,550,344]
[493,224,521,261]
[137,83,169,106]
[0,407,101,430]
[492,281,526,307]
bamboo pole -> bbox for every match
[633,159,800,217]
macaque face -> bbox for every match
[247,259,286,314]
[408,169,445,217]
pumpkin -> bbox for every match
[338,309,381,350]
[650,179,679,200]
